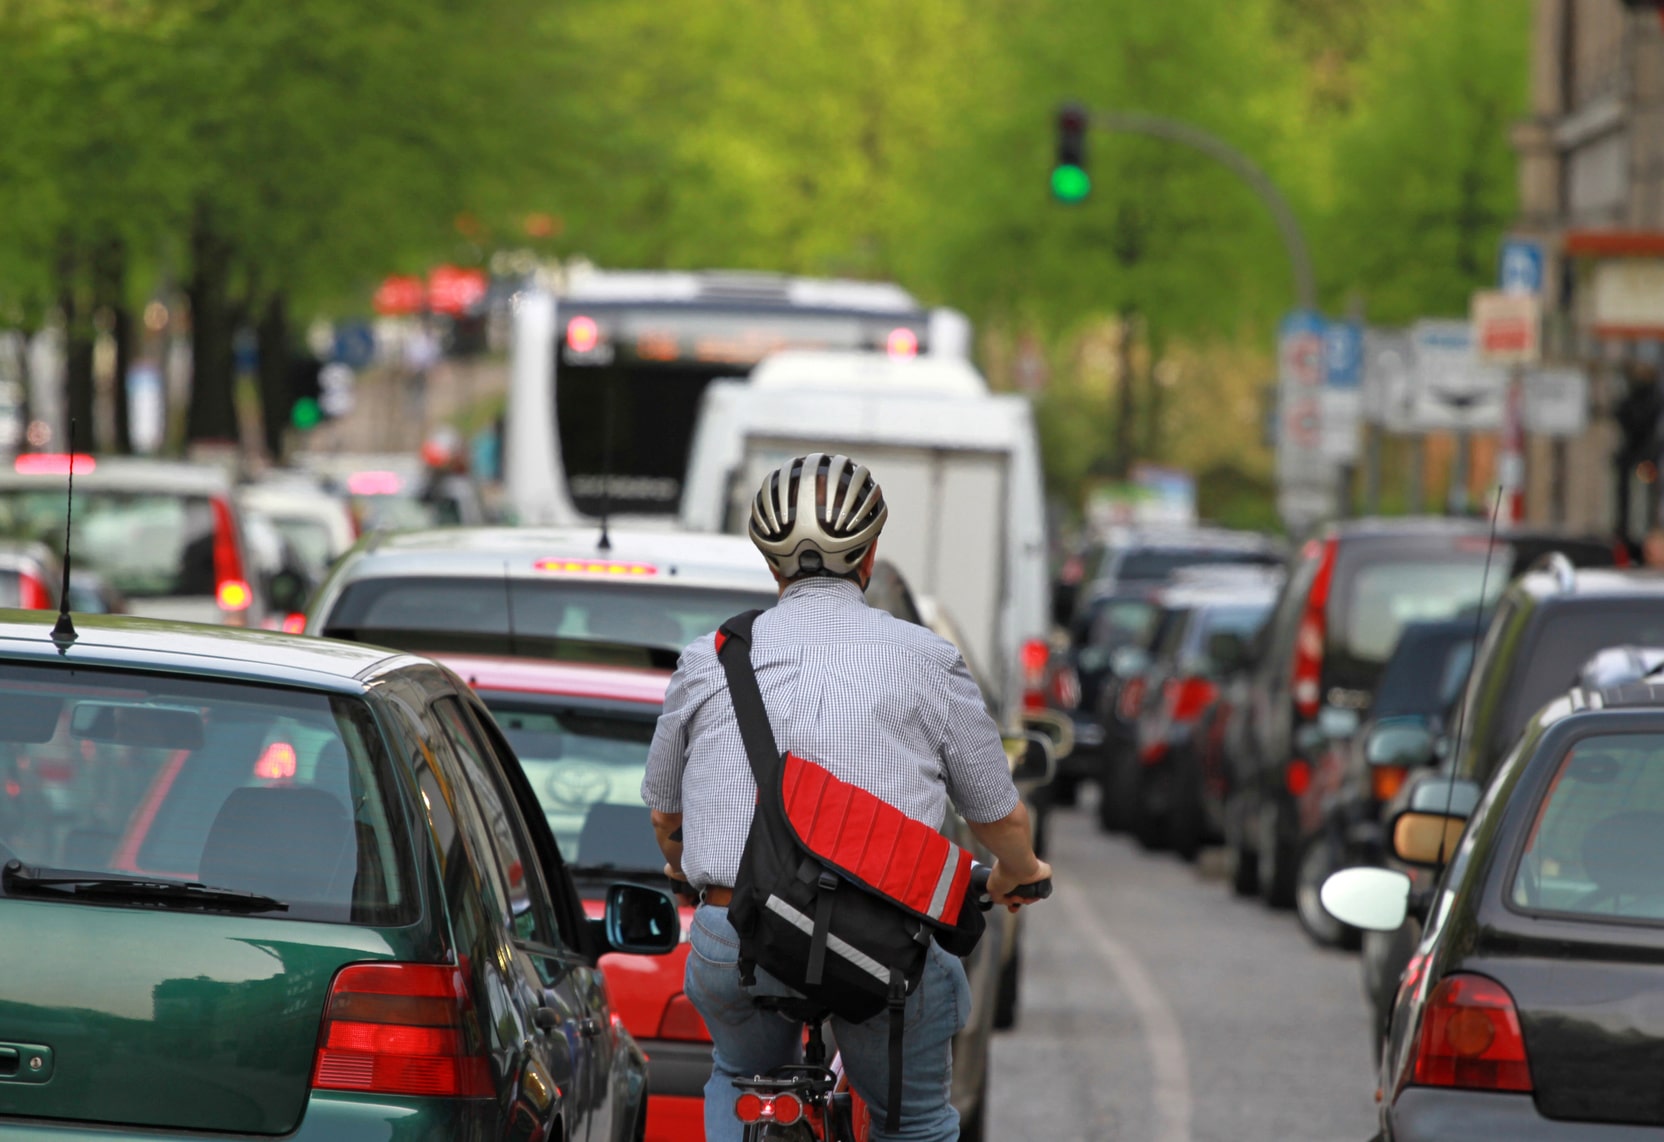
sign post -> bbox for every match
[1275,310,1334,529]
[1473,287,1543,524]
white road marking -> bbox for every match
[1057,880,1194,1142]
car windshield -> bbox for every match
[478,695,663,876]
[1513,733,1664,923]
[0,661,414,924]
[0,489,214,598]
[324,576,775,656]
[268,515,337,571]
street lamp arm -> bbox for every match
[1091,110,1316,311]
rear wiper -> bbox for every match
[1,860,288,913]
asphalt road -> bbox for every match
[987,796,1379,1142]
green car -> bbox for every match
[0,612,677,1141]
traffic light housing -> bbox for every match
[1052,103,1091,204]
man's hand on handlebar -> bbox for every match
[986,857,1054,912]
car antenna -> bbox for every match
[502,561,520,658]
[596,376,615,552]
[50,419,79,647]
[1434,486,1505,868]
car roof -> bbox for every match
[1514,566,1664,600]
[434,652,670,706]
[1324,516,1489,540]
[1110,526,1281,551]
[0,456,232,495]
[0,611,408,691]
[337,526,777,591]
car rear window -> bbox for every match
[1116,548,1278,582]
[478,695,664,877]
[0,490,215,598]
[1512,733,1664,923]
[1372,627,1475,719]
[1337,556,1495,666]
[1506,607,1664,743]
[323,576,775,657]
[1085,597,1158,650]
[0,661,416,924]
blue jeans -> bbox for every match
[685,904,971,1142]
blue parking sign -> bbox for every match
[1499,238,1544,296]
[1324,321,1362,389]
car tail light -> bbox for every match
[1614,541,1632,568]
[1165,677,1218,723]
[15,453,95,476]
[1118,676,1147,721]
[18,570,51,610]
[210,497,252,615]
[1372,764,1409,802]
[658,994,710,1042]
[1412,974,1532,1093]
[735,1091,803,1125]
[313,962,491,1097]
[1285,757,1313,796]
[1048,664,1081,710]
[1291,537,1338,720]
[282,613,307,634]
[1021,638,1049,711]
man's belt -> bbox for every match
[701,885,734,907]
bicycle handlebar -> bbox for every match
[969,862,1053,910]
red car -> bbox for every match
[434,653,709,1142]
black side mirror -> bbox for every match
[267,568,309,613]
[596,882,680,956]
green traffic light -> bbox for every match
[1051,163,1091,203]
[291,396,322,430]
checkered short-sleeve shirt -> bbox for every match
[641,575,1019,890]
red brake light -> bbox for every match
[15,453,95,476]
[18,571,51,611]
[1412,974,1532,1093]
[733,1091,801,1126]
[1168,677,1218,722]
[282,613,307,634]
[885,327,919,359]
[566,316,601,354]
[1020,638,1050,681]
[1284,757,1313,797]
[210,497,250,613]
[1292,537,1337,719]
[658,993,710,1042]
[313,963,491,1098]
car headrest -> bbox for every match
[199,787,351,905]
[576,803,660,871]
[1581,810,1664,900]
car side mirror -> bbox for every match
[1319,867,1411,932]
[1110,646,1149,678]
[1021,707,1075,761]
[267,568,309,613]
[1389,810,1469,868]
[598,883,680,956]
[1006,732,1056,787]
[1366,717,1438,768]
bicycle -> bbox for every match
[731,864,1053,1141]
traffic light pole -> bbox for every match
[1086,110,1317,312]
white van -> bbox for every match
[681,350,1048,722]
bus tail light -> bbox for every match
[566,316,601,354]
[885,327,919,359]
[313,963,491,1098]
[1412,974,1532,1093]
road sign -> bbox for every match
[1403,320,1505,432]
[1278,311,1325,387]
[1324,321,1363,389]
[332,323,376,370]
[1499,237,1544,296]
[1472,290,1541,365]
[1521,366,1589,436]
[1362,330,1416,432]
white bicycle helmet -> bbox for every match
[748,453,888,580]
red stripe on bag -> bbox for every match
[781,752,970,924]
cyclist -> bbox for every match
[643,452,1052,1142]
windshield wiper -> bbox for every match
[1,860,288,913]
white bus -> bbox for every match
[505,269,970,526]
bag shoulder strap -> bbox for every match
[716,610,780,788]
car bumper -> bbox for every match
[641,1038,713,1099]
[645,1094,705,1142]
[1390,1088,1664,1140]
[0,1094,495,1141]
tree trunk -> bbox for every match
[58,237,95,450]
[255,292,292,463]
[1115,308,1137,479]
[185,206,238,444]
[92,235,133,454]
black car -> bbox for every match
[1118,578,1278,853]
[1292,618,1477,948]
[1362,560,1664,1045]
[1323,677,1664,1138]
